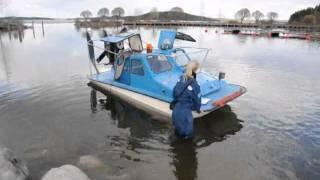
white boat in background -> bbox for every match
[223,29,241,34]
[283,32,310,40]
[269,29,310,40]
[222,28,312,41]
[268,29,289,37]
[240,29,261,36]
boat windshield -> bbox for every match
[147,55,172,73]
[172,48,210,68]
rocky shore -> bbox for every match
[41,165,90,180]
[0,144,129,180]
[0,145,30,180]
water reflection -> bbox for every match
[194,105,243,147]
[0,38,10,81]
[171,139,197,180]
[0,23,46,43]
[89,83,243,180]
[236,35,249,45]
[89,83,167,140]
[0,30,24,42]
[90,88,98,113]
[170,105,243,180]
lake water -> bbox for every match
[0,24,320,180]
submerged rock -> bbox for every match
[0,145,30,180]
[77,155,112,178]
[78,155,106,170]
[78,155,131,179]
[41,164,90,180]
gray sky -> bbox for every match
[0,0,319,19]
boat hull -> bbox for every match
[89,80,213,123]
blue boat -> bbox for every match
[87,29,246,122]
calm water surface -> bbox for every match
[0,24,320,180]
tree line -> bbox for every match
[80,7,184,19]
[80,7,124,19]
[288,4,320,25]
[80,6,282,24]
[235,8,278,24]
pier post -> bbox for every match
[32,20,35,38]
[18,24,23,43]
[7,21,12,40]
[42,20,45,37]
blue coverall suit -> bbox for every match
[172,77,201,138]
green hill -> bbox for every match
[289,4,320,24]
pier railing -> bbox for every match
[124,20,320,31]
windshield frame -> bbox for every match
[171,47,211,70]
[146,54,173,74]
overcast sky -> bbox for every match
[0,0,318,20]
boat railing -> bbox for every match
[87,39,212,73]
[88,40,211,57]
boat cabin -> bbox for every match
[105,30,195,101]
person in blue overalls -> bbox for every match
[172,61,202,139]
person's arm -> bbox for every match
[191,81,202,113]
[173,77,185,99]
[173,81,181,99]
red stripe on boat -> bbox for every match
[213,87,246,107]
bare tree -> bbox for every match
[112,7,125,17]
[151,7,158,12]
[267,12,278,23]
[252,10,264,23]
[150,7,159,20]
[97,8,109,17]
[235,8,251,23]
[134,8,143,16]
[80,10,92,20]
[170,7,184,13]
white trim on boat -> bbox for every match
[90,80,212,123]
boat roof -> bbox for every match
[100,32,139,43]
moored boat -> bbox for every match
[268,29,288,37]
[86,29,246,122]
[223,29,241,34]
[240,29,261,36]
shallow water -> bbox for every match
[0,24,320,180]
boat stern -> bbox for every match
[200,82,247,112]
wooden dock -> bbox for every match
[124,21,320,32]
